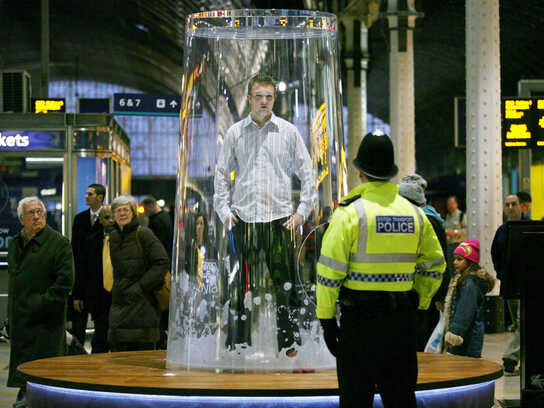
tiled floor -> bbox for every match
[0,332,519,407]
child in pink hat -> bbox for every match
[441,238,495,357]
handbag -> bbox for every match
[135,226,171,311]
[424,310,445,353]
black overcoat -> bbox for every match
[7,225,74,387]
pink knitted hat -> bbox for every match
[453,238,480,263]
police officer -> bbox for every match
[316,132,446,408]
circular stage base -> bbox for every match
[19,351,502,408]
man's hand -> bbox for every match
[227,214,239,230]
[73,299,84,313]
[283,213,304,230]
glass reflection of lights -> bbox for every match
[27,381,495,408]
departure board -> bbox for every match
[502,98,544,148]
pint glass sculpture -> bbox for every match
[167,9,347,372]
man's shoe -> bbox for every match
[66,337,88,355]
[503,358,518,376]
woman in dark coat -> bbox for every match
[108,195,169,351]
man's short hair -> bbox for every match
[142,196,157,206]
[248,73,277,95]
[17,196,46,219]
[88,184,106,201]
[447,195,458,203]
[517,191,532,204]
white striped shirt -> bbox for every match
[214,113,316,224]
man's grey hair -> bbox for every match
[111,195,138,216]
[17,196,46,219]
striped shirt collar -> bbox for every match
[241,112,280,131]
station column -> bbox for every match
[340,1,380,190]
[465,0,502,278]
[383,0,422,179]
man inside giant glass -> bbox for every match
[214,73,315,356]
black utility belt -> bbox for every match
[339,287,411,307]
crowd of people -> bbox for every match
[6,189,173,407]
[5,74,532,408]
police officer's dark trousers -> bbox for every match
[337,289,418,408]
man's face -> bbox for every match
[20,200,46,237]
[520,201,531,215]
[504,195,521,221]
[99,206,115,232]
[447,197,458,213]
[143,203,153,215]
[248,83,276,121]
[85,187,103,208]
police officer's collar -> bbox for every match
[341,181,398,205]
[243,112,280,130]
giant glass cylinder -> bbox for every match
[167,9,346,372]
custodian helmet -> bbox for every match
[353,131,398,180]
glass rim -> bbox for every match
[187,9,337,20]
[186,9,338,39]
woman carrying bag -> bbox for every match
[108,195,169,352]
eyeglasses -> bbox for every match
[114,207,131,214]
[25,209,44,216]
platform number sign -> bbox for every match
[502,98,544,149]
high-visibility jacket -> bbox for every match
[316,181,446,319]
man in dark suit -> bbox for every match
[70,183,105,349]
[142,196,173,257]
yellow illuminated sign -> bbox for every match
[502,98,544,149]
[311,103,329,188]
[33,98,65,114]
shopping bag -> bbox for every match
[424,310,445,353]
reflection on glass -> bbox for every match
[0,158,63,252]
[168,9,346,372]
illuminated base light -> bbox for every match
[27,381,495,408]
[538,141,544,146]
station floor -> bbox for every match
[0,332,519,408]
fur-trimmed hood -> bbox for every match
[459,266,496,295]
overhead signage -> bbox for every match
[78,98,111,113]
[113,93,183,116]
[32,98,66,114]
[0,130,65,150]
[502,98,544,149]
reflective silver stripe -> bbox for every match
[347,272,413,283]
[410,204,424,252]
[356,253,418,263]
[351,199,368,263]
[317,274,344,288]
[418,257,446,271]
[319,254,348,273]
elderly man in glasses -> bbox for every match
[7,196,73,407]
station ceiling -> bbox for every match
[1,0,543,178]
